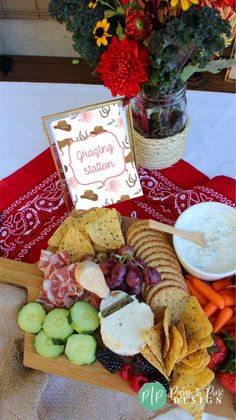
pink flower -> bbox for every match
[105,179,121,192]
[68,177,78,189]
[79,111,94,123]
[115,116,124,129]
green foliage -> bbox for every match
[48,0,112,66]
[181,58,236,82]
[146,6,231,95]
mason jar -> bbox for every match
[131,84,187,139]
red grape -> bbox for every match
[126,267,142,287]
[111,262,126,282]
[118,245,135,257]
[80,254,95,262]
[106,275,124,290]
[130,284,142,296]
[89,293,101,309]
[135,257,146,269]
[143,266,161,285]
[100,258,117,276]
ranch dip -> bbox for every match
[178,213,236,273]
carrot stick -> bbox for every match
[185,279,208,306]
[185,274,197,281]
[213,307,233,333]
[220,289,234,295]
[203,302,218,318]
[192,278,225,309]
[224,315,236,326]
[212,277,232,291]
[222,294,236,306]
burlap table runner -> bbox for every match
[0,284,191,420]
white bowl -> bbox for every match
[173,202,236,281]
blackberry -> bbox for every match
[149,373,170,394]
[96,348,124,373]
[131,354,170,394]
[131,354,157,376]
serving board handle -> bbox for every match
[0,257,42,291]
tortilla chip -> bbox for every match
[177,320,187,360]
[176,388,207,420]
[144,321,164,366]
[172,367,214,391]
[180,335,214,360]
[165,326,183,376]
[181,348,208,369]
[85,208,125,250]
[48,216,75,247]
[163,307,170,358]
[141,345,168,379]
[59,227,95,262]
[181,297,213,342]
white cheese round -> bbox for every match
[100,300,154,356]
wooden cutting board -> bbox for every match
[0,256,234,419]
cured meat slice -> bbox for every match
[37,250,83,310]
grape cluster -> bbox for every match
[97,245,161,296]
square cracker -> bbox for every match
[59,226,95,262]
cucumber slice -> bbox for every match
[65,334,97,365]
[42,308,73,340]
[70,301,99,334]
[34,330,64,358]
[18,302,46,334]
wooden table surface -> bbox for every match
[0,256,234,419]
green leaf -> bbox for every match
[117,6,125,14]
[218,353,236,373]
[72,59,80,65]
[116,21,125,40]
[104,10,118,19]
[181,59,236,82]
[221,330,236,353]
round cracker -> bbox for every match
[130,230,167,247]
[135,239,174,256]
[145,280,187,305]
[160,271,186,285]
[145,256,181,273]
[138,245,177,263]
[132,234,168,250]
[150,286,190,325]
[126,221,149,243]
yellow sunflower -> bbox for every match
[88,0,97,9]
[171,0,198,11]
[93,19,112,47]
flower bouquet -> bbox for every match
[49,0,235,167]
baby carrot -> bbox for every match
[212,277,232,291]
[203,302,218,318]
[224,314,236,326]
[213,307,233,333]
[222,294,236,306]
[192,278,225,309]
[185,279,208,306]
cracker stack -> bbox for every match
[126,220,189,324]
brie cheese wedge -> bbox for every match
[100,299,154,356]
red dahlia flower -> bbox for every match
[125,9,152,40]
[97,37,149,99]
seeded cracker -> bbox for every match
[59,226,95,261]
[165,325,183,376]
[85,208,125,250]
[48,216,75,247]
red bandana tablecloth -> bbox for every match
[0,148,235,263]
